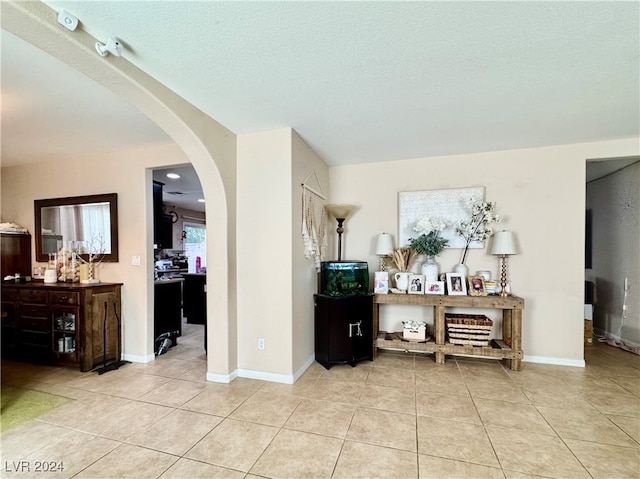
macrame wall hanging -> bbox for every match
[301,171,327,271]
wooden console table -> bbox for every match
[373,294,525,370]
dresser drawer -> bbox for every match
[49,291,80,305]
[20,329,50,347]
[20,304,48,319]
[2,288,19,301]
[18,316,50,332]
[19,289,48,304]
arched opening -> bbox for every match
[2,1,236,379]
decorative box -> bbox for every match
[403,320,427,341]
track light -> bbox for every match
[95,37,121,57]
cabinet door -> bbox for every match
[1,301,20,359]
[85,290,119,371]
[327,304,354,365]
[51,305,79,365]
[350,296,373,362]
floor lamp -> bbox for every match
[324,204,358,260]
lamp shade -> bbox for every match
[324,204,358,220]
[491,231,518,255]
[375,233,394,255]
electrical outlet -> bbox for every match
[132,255,141,266]
[258,338,265,350]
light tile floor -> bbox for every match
[1,321,639,479]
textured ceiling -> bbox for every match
[2,1,639,174]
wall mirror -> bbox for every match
[34,193,119,262]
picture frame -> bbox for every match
[467,275,487,296]
[398,186,484,248]
[408,274,425,294]
[446,272,467,296]
[374,271,389,294]
[425,280,445,295]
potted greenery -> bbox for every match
[408,217,449,282]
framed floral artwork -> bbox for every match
[398,187,484,248]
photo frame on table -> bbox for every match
[467,275,487,296]
[446,272,467,296]
[398,186,484,248]
[374,271,389,294]
[425,280,445,295]
[408,274,425,294]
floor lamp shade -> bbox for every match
[324,204,358,261]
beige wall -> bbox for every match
[291,130,330,374]
[330,139,639,365]
[237,129,294,377]
[2,1,238,379]
[236,129,329,380]
[1,144,188,360]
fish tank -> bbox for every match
[319,261,369,296]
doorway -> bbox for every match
[585,156,640,353]
[152,165,206,356]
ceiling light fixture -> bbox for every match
[166,173,180,179]
[95,37,122,57]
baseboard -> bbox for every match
[206,369,239,384]
[123,353,155,363]
[523,355,585,368]
[233,354,316,385]
[293,353,316,381]
[236,368,295,384]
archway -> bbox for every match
[2,1,237,379]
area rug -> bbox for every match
[1,386,71,432]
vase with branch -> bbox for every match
[407,217,449,282]
[454,199,501,275]
[78,236,106,283]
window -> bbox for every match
[184,223,206,272]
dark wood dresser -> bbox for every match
[1,282,122,371]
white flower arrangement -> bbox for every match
[455,199,502,265]
[408,217,449,257]
[412,217,448,235]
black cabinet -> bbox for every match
[314,294,373,369]
[154,280,183,340]
[183,274,206,325]
[153,181,173,249]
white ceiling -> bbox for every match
[2,1,639,205]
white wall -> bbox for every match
[329,139,639,365]
[587,160,640,345]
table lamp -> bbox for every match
[324,204,358,261]
[491,230,518,297]
[375,233,394,271]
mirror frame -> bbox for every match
[34,193,119,263]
